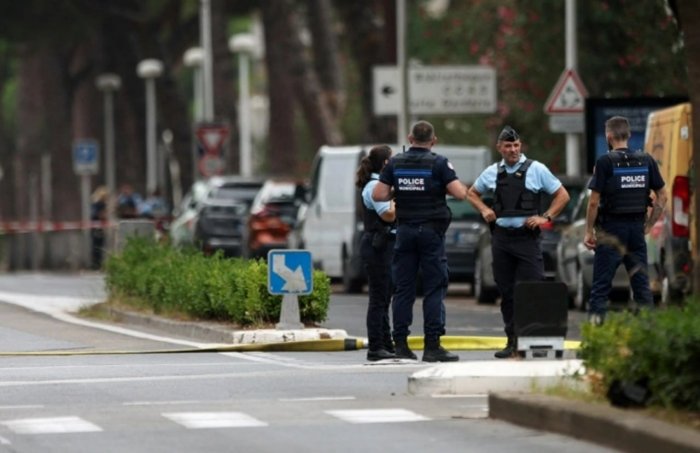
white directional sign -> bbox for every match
[544,69,588,114]
[72,139,99,175]
[373,65,497,116]
[268,250,313,295]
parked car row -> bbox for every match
[169,176,305,259]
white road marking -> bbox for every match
[163,412,267,429]
[0,405,44,410]
[0,435,10,445]
[278,396,356,402]
[326,409,430,424]
[1,416,102,434]
[123,400,202,406]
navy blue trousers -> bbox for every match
[360,232,395,351]
[391,223,448,340]
[491,229,544,337]
[590,220,653,316]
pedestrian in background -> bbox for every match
[356,145,396,361]
[117,183,141,219]
[90,185,109,270]
[373,120,469,362]
[466,126,569,358]
[583,116,666,325]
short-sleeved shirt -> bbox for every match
[588,148,665,193]
[362,174,392,216]
[378,147,459,190]
[472,154,562,228]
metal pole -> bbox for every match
[145,77,157,194]
[200,0,214,121]
[104,89,116,200]
[396,0,408,145]
[239,52,252,177]
[81,174,91,269]
[565,0,580,176]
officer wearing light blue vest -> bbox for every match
[467,125,570,358]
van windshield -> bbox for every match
[323,154,357,209]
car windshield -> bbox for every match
[212,184,262,202]
[446,197,480,220]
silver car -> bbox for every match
[556,189,659,310]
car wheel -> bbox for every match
[660,276,683,306]
[574,265,589,312]
[474,255,497,304]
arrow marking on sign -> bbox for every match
[381,85,395,96]
[272,255,308,292]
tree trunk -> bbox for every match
[675,0,700,295]
[307,0,345,118]
[261,0,299,176]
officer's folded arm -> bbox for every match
[372,181,392,202]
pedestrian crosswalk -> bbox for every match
[0,407,453,435]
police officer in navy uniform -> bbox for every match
[356,145,397,361]
[372,120,469,362]
[467,126,570,358]
[584,116,666,325]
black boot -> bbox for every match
[367,348,396,361]
[422,337,459,362]
[394,337,417,360]
[494,336,516,359]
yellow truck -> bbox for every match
[643,102,694,304]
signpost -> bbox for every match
[373,65,497,116]
[268,249,313,330]
[544,68,588,134]
[73,139,99,268]
[195,123,229,178]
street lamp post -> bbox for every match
[229,33,257,178]
[136,59,163,195]
[184,47,204,183]
[200,0,214,122]
[95,73,121,214]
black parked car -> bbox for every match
[184,176,263,257]
[444,195,487,293]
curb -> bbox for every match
[105,307,348,345]
[489,392,700,453]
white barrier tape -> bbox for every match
[0,220,116,234]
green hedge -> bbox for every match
[580,300,700,411]
[104,238,331,326]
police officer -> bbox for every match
[372,120,469,362]
[584,116,666,325]
[467,126,570,358]
[356,145,397,361]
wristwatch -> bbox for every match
[543,213,552,222]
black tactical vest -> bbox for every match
[392,150,449,222]
[493,159,540,218]
[602,150,650,215]
[361,181,395,233]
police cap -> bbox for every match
[498,125,520,142]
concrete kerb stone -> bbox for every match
[489,392,700,453]
[105,307,348,345]
[408,359,587,396]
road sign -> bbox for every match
[373,65,497,116]
[195,123,230,155]
[544,69,588,114]
[268,249,313,295]
[373,66,403,115]
[198,154,225,178]
[548,114,584,133]
[73,139,99,175]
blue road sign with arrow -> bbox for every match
[267,250,313,295]
[73,139,99,175]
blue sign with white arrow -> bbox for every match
[73,139,99,175]
[267,249,313,295]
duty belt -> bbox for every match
[493,225,540,237]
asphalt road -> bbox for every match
[0,273,613,453]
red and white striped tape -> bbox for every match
[0,220,114,234]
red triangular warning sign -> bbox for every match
[544,69,588,114]
[196,124,230,155]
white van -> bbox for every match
[294,144,491,292]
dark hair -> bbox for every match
[356,145,392,188]
[605,116,631,141]
[410,120,435,144]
